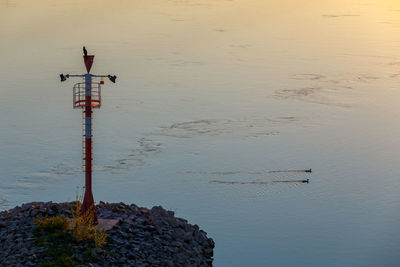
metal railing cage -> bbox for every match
[73,82,101,109]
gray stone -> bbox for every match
[0,201,214,266]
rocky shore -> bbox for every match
[0,201,214,266]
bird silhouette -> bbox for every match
[83,46,88,57]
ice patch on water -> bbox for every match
[274,87,352,108]
[277,71,396,107]
[28,163,80,178]
[322,14,360,18]
[354,75,381,83]
[171,18,186,22]
[291,74,326,80]
[51,163,81,176]
[97,137,162,172]
[276,87,320,97]
[159,117,299,139]
[229,44,252,49]
[390,72,400,78]
[34,116,302,175]
[24,138,163,177]
[387,62,400,66]
[96,116,296,172]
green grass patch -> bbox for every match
[33,200,108,265]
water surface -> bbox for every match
[1,0,400,266]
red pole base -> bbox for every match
[81,189,98,224]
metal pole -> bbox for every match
[81,73,97,222]
[60,48,116,224]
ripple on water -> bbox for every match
[274,87,352,108]
[159,117,301,139]
[290,73,326,80]
[180,169,312,197]
[97,137,162,172]
[279,71,392,107]
[28,116,303,175]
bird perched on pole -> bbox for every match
[83,46,88,57]
[108,75,117,83]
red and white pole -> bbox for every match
[81,56,97,222]
[60,49,116,224]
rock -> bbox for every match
[94,247,103,254]
[183,232,192,242]
[0,201,214,266]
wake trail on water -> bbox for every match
[182,169,312,188]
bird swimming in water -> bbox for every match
[83,46,88,57]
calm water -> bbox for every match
[1,0,400,266]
